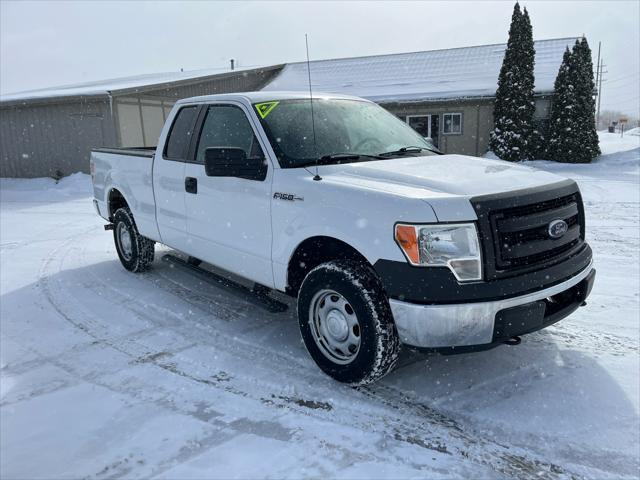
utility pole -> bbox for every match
[595,41,601,92]
[597,57,606,127]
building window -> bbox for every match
[406,114,440,147]
[534,99,551,119]
[442,113,462,135]
[407,115,431,138]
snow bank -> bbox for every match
[598,130,640,155]
[520,146,639,189]
[0,172,92,203]
[485,130,640,162]
[483,133,639,206]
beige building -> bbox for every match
[0,66,283,177]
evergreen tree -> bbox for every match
[547,39,600,163]
[529,123,547,159]
[573,38,601,160]
[489,3,536,161]
[547,48,581,162]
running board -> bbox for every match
[161,254,289,313]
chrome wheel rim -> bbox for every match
[116,222,133,261]
[309,289,361,365]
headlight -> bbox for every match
[394,223,482,281]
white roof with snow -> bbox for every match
[1,38,576,105]
[0,66,270,103]
[262,38,578,103]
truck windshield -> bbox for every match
[254,98,437,168]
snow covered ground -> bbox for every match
[1,134,638,479]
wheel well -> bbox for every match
[286,236,370,296]
[108,189,128,220]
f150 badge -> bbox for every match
[273,192,304,201]
[548,219,568,239]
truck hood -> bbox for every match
[317,154,570,221]
[319,154,567,198]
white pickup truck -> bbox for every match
[91,92,595,385]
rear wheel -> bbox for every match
[297,260,400,385]
[113,207,155,272]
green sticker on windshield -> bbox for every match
[254,101,279,119]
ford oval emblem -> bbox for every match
[548,219,568,239]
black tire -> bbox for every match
[113,207,155,272]
[297,260,400,385]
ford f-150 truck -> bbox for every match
[91,92,596,385]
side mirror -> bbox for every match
[204,147,267,181]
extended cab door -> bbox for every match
[153,104,199,250]
[183,102,274,287]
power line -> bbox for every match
[600,84,640,99]
[601,90,640,101]
[603,72,640,84]
[597,63,640,118]
[607,94,640,103]
[603,76,640,87]
[602,95,640,106]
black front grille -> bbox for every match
[472,180,586,280]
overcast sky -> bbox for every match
[1,0,638,116]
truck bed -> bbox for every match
[91,146,160,241]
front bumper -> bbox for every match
[389,261,595,349]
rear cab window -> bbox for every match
[163,106,199,160]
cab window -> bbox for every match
[163,106,198,160]
[195,105,265,164]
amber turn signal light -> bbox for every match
[394,224,419,264]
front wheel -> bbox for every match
[113,207,155,272]
[297,260,400,385]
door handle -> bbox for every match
[185,177,197,194]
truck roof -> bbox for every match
[176,91,370,105]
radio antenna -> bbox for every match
[305,34,321,181]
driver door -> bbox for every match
[183,102,274,287]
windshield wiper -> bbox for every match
[378,146,428,157]
[297,153,383,168]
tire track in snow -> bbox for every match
[53,233,620,478]
[36,227,618,479]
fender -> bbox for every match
[270,175,440,291]
[273,229,371,293]
[104,179,161,242]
